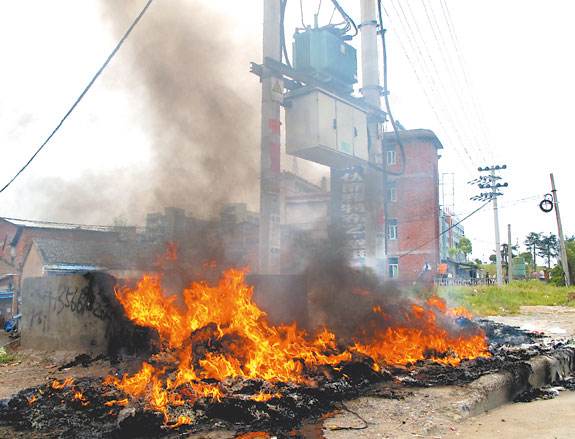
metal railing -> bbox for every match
[434,277,496,287]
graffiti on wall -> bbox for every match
[27,283,111,333]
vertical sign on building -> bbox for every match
[332,166,369,266]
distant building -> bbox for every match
[0,218,121,316]
[21,238,159,283]
[383,129,442,283]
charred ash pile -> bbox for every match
[0,265,572,438]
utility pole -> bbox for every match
[470,165,508,286]
[507,224,513,283]
[259,0,283,274]
[550,173,571,286]
[491,171,503,286]
[359,0,385,272]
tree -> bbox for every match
[524,232,542,270]
[489,254,497,263]
[550,239,575,285]
[457,237,472,260]
[537,233,558,269]
[519,251,533,267]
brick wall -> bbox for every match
[384,130,442,283]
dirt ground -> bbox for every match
[322,306,575,439]
[1,306,574,438]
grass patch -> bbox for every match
[439,280,575,316]
[0,347,17,364]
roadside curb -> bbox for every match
[455,347,575,417]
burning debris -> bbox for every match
[0,265,572,438]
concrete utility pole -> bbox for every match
[550,173,571,286]
[491,170,503,286]
[507,224,513,283]
[359,0,385,270]
[259,0,283,274]
[360,0,382,110]
[472,165,508,286]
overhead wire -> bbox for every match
[299,0,307,28]
[387,0,477,170]
[383,2,473,174]
[440,0,495,161]
[0,0,155,195]
[378,0,405,176]
[399,201,490,259]
[399,0,477,168]
[419,0,489,164]
[280,0,292,67]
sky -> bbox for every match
[0,0,574,262]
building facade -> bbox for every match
[383,129,443,283]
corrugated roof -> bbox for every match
[2,217,114,232]
[32,238,160,272]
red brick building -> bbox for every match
[383,129,443,283]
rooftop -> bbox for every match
[31,238,160,272]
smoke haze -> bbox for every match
[7,0,261,224]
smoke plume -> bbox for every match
[101,0,260,218]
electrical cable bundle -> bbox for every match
[378,0,406,176]
[329,0,358,38]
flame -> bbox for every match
[27,395,38,405]
[51,378,74,390]
[251,392,282,402]
[104,398,129,407]
[73,391,90,407]
[106,268,489,424]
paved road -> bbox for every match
[323,306,575,438]
[445,391,575,439]
[443,306,575,439]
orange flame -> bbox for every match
[51,378,74,390]
[106,269,489,423]
[73,391,89,407]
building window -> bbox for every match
[388,257,399,278]
[386,149,397,166]
[387,185,397,202]
[388,219,398,240]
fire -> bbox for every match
[251,392,282,402]
[73,391,90,407]
[104,398,129,407]
[51,378,74,390]
[106,268,489,424]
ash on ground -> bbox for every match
[0,320,572,438]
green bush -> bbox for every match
[440,280,575,316]
[0,347,16,364]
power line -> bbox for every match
[0,0,155,195]
[399,201,490,259]
[439,0,495,161]
[385,1,474,173]
[419,0,488,164]
[388,0,477,170]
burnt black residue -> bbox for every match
[1,329,573,438]
[84,272,157,360]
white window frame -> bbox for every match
[388,259,399,278]
[386,149,397,166]
[387,186,397,202]
[388,222,398,240]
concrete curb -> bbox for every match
[456,347,575,417]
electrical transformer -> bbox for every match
[285,88,368,169]
[293,28,357,89]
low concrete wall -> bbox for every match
[21,275,111,353]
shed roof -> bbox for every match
[31,238,160,272]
